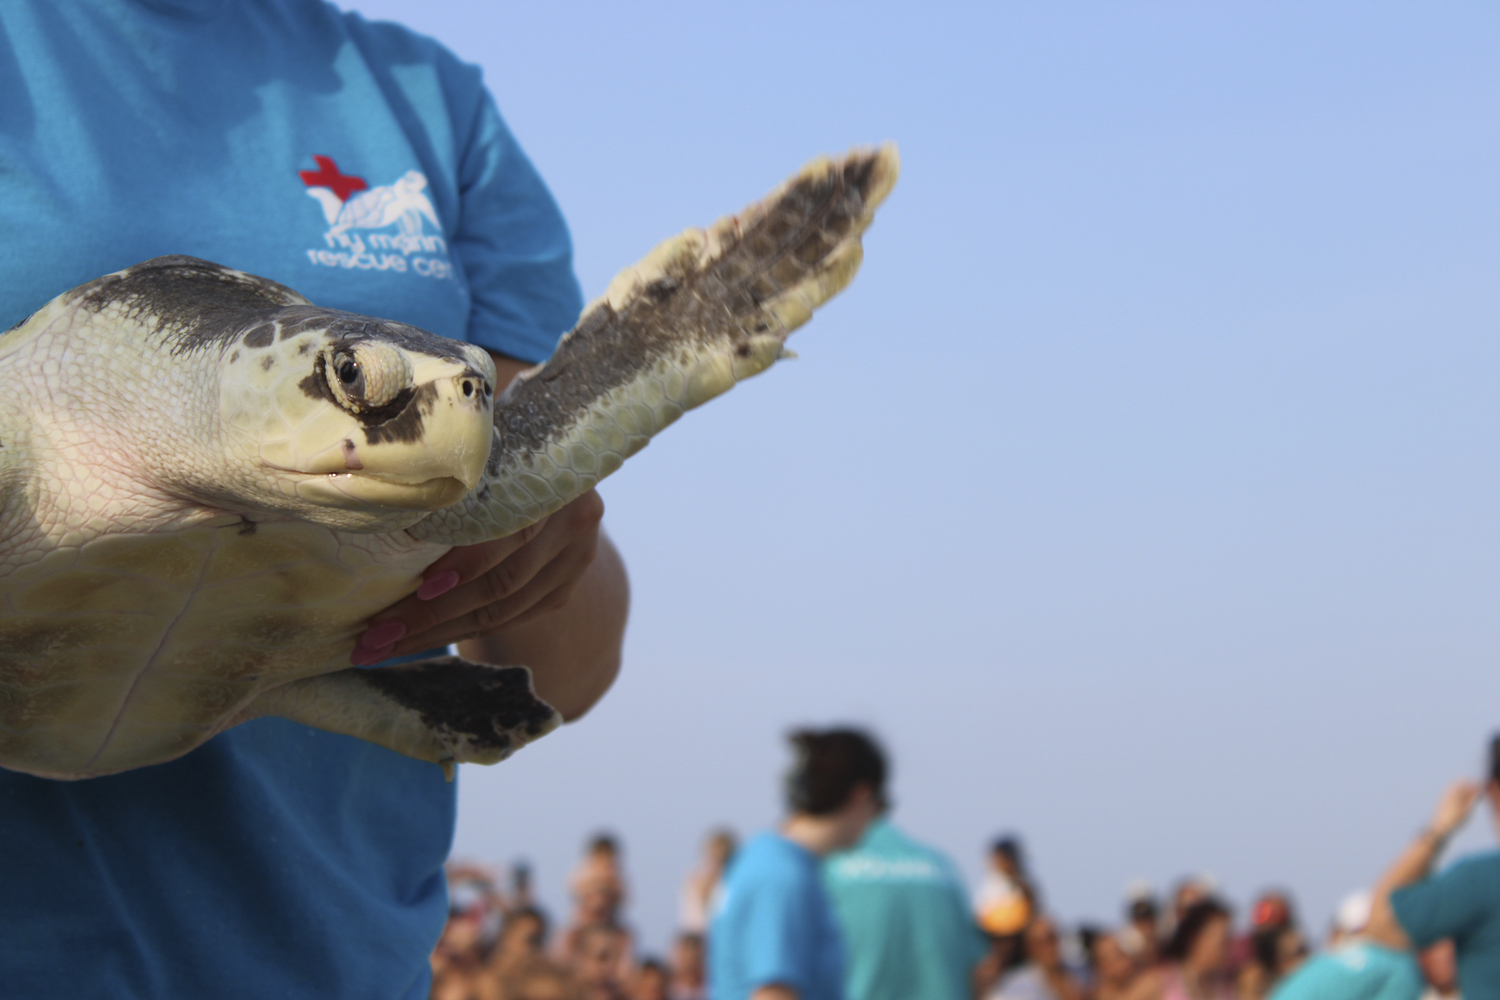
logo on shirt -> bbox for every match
[298,155,455,280]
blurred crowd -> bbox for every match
[432,729,1497,1000]
[431,831,1458,1000]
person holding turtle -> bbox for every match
[0,2,627,997]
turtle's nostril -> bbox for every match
[462,380,474,398]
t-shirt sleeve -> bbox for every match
[449,85,583,363]
[739,871,820,993]
[1391,854,1500,949]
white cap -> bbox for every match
[1335,890,1373,934]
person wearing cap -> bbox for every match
[1268,890,1423,1000]
[708,728,886,1000]
[1362,735,1500,996]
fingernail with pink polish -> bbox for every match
[417,570,460,601]
[360,621,406,649]
[350,644,394,667]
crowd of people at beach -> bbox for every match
[431,832,1463,1000]
[430,745,1483,1000]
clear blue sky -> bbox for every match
[346,1,1500,955]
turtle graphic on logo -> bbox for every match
[298,155,453,279]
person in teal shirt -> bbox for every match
[1269,940,1423,1000]
[824,816,987,1000]
[710,728,886,1000]
[1363,735,1500,997]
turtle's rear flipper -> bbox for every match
[410,144,900,546]
[240,657,561,779]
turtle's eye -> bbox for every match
[334,353,365,397]
[325,345,411,413]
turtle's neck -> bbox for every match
[129,0,230,21]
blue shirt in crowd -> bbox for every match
[0,2,581,997]
[710,831,847,1000]
[823,818,986,1000]
[1391,849,1500,996]
[1270,940,1423,1000]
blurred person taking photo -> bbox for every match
[1363,735,1500,997]
[1121,898,1235,1000]
[822,753,985,1000]
[709,728,885,1000]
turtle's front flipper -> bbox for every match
[410,144,899,546]
[239,657,561,779]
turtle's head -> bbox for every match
[218,307,496,527]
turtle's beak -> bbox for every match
[265,363,494,509]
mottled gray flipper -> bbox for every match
[410,145,900,546]
[241,657,561,779]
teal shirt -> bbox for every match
[1392,849,1500,996]
[1270,941,1422,1000]
[823,819,986,1000]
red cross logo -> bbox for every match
[298,155,368,202]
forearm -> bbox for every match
[459,529,627,721]
[1365,781,1479,950]
[1365,829,1444,949]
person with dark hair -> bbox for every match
[1124,892,1162,968]
[491,907,553,983]
[822,746,985,1000]
[975,836,1039,939]
[669,933,708,1000]
[631,958,672,1000]
[1235,891,1307,1000]
[987,915,1085,1000]
[1089,931,1141,1000]
[1119,899,1234,1000]
[559,833,635,980]
[1361,734,1500,996]
[708,727,886,1000]
[574,924,631,1000]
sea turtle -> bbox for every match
[0,145,899,782]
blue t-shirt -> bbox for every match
[1269,941,1423,1000]
[0,2,582,998]
[1391,849,1500,996]
[710,832,847,1000]
[823,819,986,1000]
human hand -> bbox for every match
[350,490,605,665]
[1429,780,1482,840]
